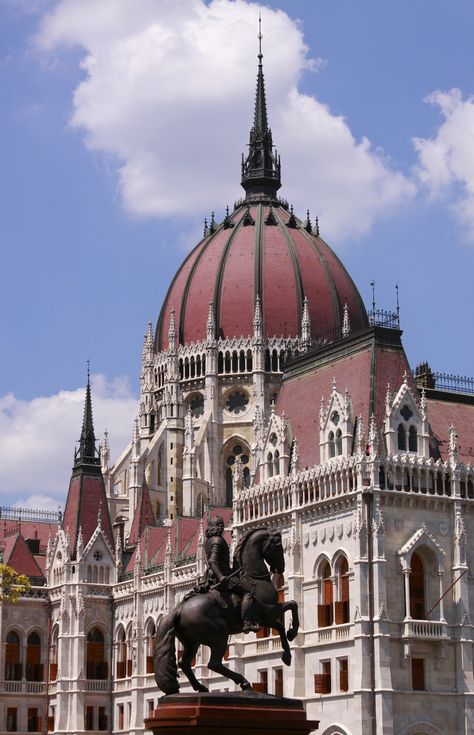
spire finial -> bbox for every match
[73,366,100,474]
[241,17,281,202]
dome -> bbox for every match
[155,204,368,350]
[155,45,368,351]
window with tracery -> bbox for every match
[225,443,250,505]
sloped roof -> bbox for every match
[128,482,156,547]
[1,532,44,579]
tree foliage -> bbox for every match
[0,564,31,602]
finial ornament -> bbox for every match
[342,303,351,337]
[301,297,311,350]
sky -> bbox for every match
[1,0,474,510]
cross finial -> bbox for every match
[258,13,263,63]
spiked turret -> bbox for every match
[241,19,281,201]
[73,369,101,476]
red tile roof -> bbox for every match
[62,473,114,556]
[128,483,156,547]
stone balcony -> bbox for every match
[402,618,448,641]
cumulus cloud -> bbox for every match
[414,88,474,240]
[0,374,137,509]
[36,0,414,241]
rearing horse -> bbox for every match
[154,527,299,694]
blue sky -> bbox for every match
[1,0,474,508]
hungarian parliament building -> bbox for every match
[1,45,474,735]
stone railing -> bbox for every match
[0,680,46,694]
[403,619,448,640]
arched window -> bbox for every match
[86,628,107,680]
[50,626,59,681]
[267,452,274,478]
[335,558,350,624]
[409,552,425,619]
[274,450,280,475]
[224,442,251,505]
[317,561,333,627]
[116,628,126,679]
[5,631,21,681]
[409,425,418,452]
[397,423,406,451]
[335,429,343,456]
[146,621,156,674]
[26,632,42,681]
[328,432,335,458]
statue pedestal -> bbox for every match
[145,691,318,735]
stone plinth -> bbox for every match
[145,691,319,735]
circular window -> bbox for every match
[226,391,249,415]
[331,411,340,425]
[190,394,204,418]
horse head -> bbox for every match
[262,529,285,575]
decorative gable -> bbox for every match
[398,524,446,572]
[319,381,354,463]
[383,375,429,457]
[259,409,290,480]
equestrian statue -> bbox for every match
[153,517,299,694]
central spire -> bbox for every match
[241,16,281,202]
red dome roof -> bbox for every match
[155,204,368,350]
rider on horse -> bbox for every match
[204,516,260,633]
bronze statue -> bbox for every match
[154,521,299,694]
[203,515,259,633]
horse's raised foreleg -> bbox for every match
[179,642,208,693]
[207,638,252,691]
[272,620,292,666]
[281,600,299,641]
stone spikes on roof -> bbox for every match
[342,303,351,338]
[168,308,177,350]
[207,300,216,342]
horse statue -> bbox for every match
[154,526,299,694]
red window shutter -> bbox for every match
[335,601,345,625]
[314,674,330,694]
[324,578,333,604]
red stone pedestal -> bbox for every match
[145,691,319,735]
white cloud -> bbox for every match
[414,88,474,240]
[0,375,137,508]
[36,0,414,241]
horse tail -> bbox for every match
[154,608,180,694]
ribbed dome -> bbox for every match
[155,43,368,351]
[155,204,368,350]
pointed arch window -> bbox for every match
[335,557,350,624]
[26,632,43,681]
[409,552,425,619]
[317,561,333,627]
[397,423,406,451]
[408,425,418,452]
[225,443,250,506]
[146,621,156,674]
[5,631,21,681]
[335,429,343,456]
[328,432,335,458]
[86,628,107,680]
[116,628,126,679]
